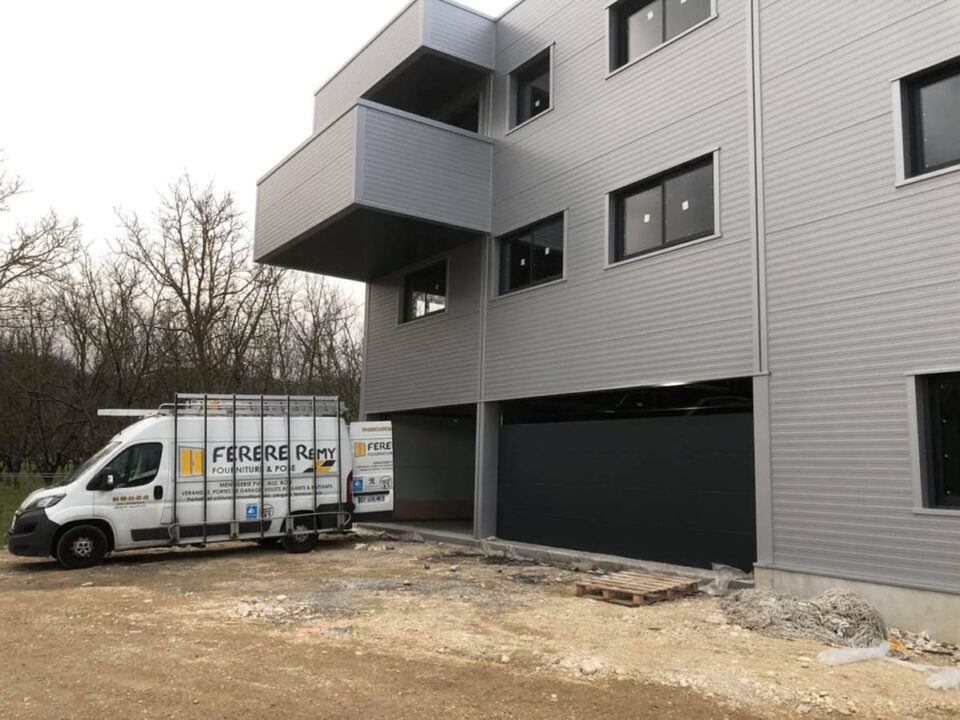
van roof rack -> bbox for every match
[167,394,342,418]
[98,394,342,419]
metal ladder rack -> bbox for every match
[169,393,346,545]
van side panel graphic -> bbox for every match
[179,448,204,478]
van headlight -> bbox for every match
[25,494,65,511]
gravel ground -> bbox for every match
[0,531,958,719]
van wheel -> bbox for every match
[56,525,108,570]
[281,516,318,554]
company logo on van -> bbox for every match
[306,459,336,474]
[179,447,204,477]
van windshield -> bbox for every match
[51,442,122,488]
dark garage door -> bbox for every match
[497,413,756,570]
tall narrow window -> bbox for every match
[920,373,960,508]
[610,0,712,71]
[902,57,960,179]
[613,155,715,262]
[511,49,552,128]
[499,214,564,294]
[402,261,447,322]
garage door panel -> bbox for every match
[498,414,756,570]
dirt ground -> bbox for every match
[0,531,958,720]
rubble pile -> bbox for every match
[720,588,886,648]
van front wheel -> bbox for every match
[281,516,318,554]
[56,525,108,570]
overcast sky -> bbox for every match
[1,0,513,278]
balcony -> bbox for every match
[312,0,496,134]
[254,100,493,281]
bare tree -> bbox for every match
[119,175,285,390]
[0,170,365,473]
[0,159,80,308]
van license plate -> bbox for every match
[357,494,386,504]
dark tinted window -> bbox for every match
[614,156,715,261]
[403,262,447,322]
[532,217,564,282]
[922,373,960,508]
[619,185,662,258]
[499,215,564,294]
[514,50,551,127]
[664,160,714,244]
[612,0,712,70]
[905,59,960,177]
[614,0,662,68]
[103,443,163,489]
[665,0,712,40]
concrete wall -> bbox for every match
[756,567,960,644]
[391,413,476,521]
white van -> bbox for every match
[6,395,394,569]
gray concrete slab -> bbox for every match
[358,521,738,584]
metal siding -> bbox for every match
[762,0,960,592]
[423,0,496,69]
[362,240,482,415]
[312,1,424,134]
[254,108,358,260]
[483,0,756,400]
[357,104,493,232]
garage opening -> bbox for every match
[376,405,476,535]
[497,378,755,571]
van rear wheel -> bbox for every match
[56,525,108,570]
[281,516,318,554]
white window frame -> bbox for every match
[603,146,722,269]
[506,43,556,135]
[892,57,960,187]
[491,209,568,300]
[397,256,451,327]
[605,0,718,79]
[905,368,960,517]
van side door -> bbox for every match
[90,442,170,548]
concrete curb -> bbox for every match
[358,521,751,586]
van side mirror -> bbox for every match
[96,472,115,491]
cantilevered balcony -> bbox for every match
[254,100,493,281]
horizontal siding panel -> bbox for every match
[313,0,423,134]
[359,105,493,232]
[424,0,495,69]
[363,240,482,414]
[492,11,747,202]
[482,0,754,402]
[254,109,357,260]
[762,0,960,593]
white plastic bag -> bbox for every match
[701,563,749,596]
[927,667,960,690]
[817,642,891,666]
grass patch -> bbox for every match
[0,479,50,539]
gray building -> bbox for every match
[255,0,960,639]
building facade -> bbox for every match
[255,0,960,638]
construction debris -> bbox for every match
[720,589,886,648]
[889,627,960,658]
[700,563,751,596]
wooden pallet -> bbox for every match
[575,570,700,607]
